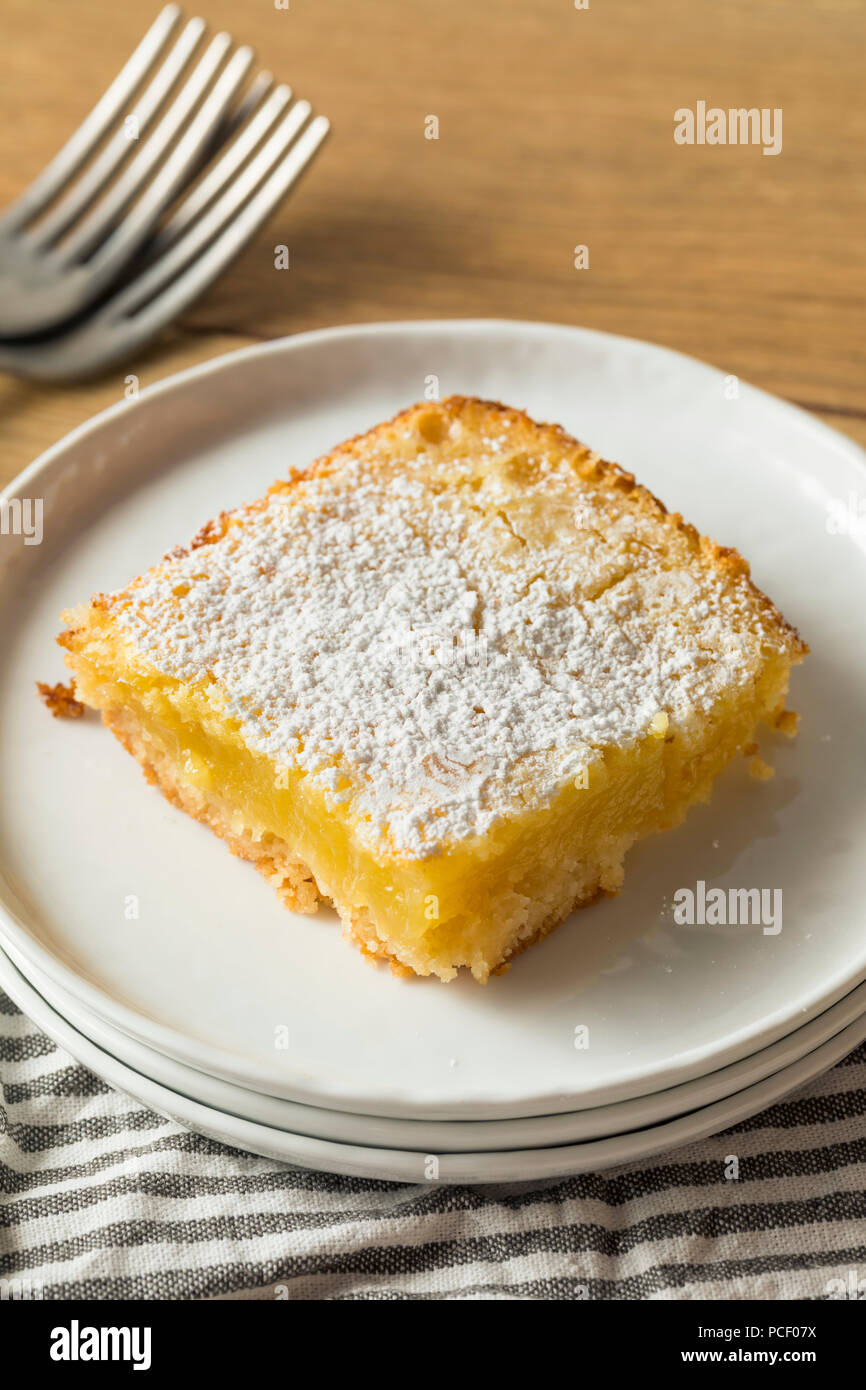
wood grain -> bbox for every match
[1,0,864,483]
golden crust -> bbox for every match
[81,396,806,663]
[314,397,806,658]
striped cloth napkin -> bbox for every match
[2,987,865,1301]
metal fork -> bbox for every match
[0,5,329,366]
[0,102,328,380]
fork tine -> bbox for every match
[116,101,317,314]
[0,114,329,380]
[0,5,182,233]
[58,31,237,265]
[82,45,256,273]
[172,69,276,192]
[215,69,276,143]
[29,17,207,252]
[147,82,292,256]
[116,114,330,323]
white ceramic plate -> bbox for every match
[6,937,866,1152]
[2,942,864,1183]
[1,321,865,1119]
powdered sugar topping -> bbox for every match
[115,416,786,857]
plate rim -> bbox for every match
[2,316,866,1119]
[1,939,862,1184]
[6,936,866,1152]
[4,319,865,512]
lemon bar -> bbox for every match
[58,397,807,982]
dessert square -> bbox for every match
[58,396,807,981]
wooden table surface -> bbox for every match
[1,0,864,483]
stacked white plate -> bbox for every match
[1,321,865,1183]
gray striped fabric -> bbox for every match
[2,987,865,1301]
